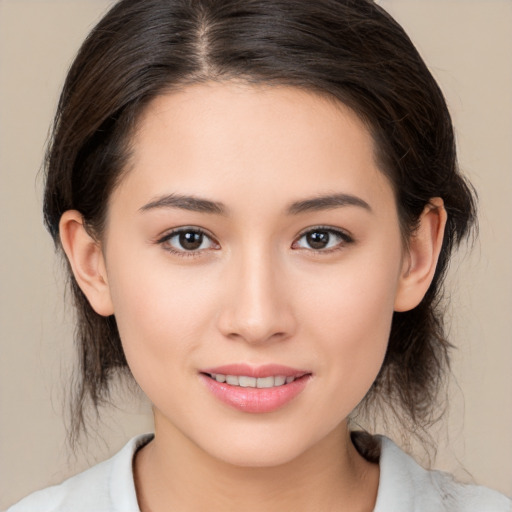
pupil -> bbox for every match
[179,231,203,250]
[307,231,329,249]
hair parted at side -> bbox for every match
[44,0,476,446]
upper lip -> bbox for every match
[200,364,310,378]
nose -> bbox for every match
[216,248,297,345]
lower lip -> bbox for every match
[200,374,311,413]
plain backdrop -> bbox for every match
[1,0,511,508]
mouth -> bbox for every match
[199,364,312,413]
[204,373,300,388]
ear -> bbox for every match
[59,210,114,316]
[394,198,447,312]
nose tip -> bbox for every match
[216,258,296,345]
[221,306,292,344]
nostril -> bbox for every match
[215,280,297,343]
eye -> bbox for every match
[293,227,353,252]
[158,228,219,255]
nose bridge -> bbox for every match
[217,241,295,343]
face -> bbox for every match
[101,82,407,467]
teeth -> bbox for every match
[239,376,256,387]
[210,374,295,388]
[257,376,274,388]
[274,376,286,386]
[226,375,239,386]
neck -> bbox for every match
[134,417,379,512]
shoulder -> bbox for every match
[6,434,153,512]
[375,436,511,512]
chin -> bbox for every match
[193,421,338,469]
[208,441,307,468]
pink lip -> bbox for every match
[199,364,311,414]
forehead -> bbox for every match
[115,81,395,216]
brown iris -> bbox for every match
[306,230,331,249]
[179,231,204,250]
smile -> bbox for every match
[207,374,296,388]
[200,364,311,413]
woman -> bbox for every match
[7,0,511,510]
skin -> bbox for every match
[60,82,446,512]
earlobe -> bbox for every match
[59,211,114,316]
[394,198,447,312]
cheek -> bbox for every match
[298,252,401,402]
[311,282,394,369]
[104,250,220,389]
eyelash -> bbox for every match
[292,226,354,254]
[156,226,354,257]
[157,228,220,259]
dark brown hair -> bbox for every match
[43,0,476,445]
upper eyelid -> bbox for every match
[292,227,354,252]
[156,227,220,258]
[156,226,216,244]
[295,225,353,240]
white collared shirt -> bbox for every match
[7,434,511,511]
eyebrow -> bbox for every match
[286,193,372,215]
[139,192,372,216]
[139,194,227,215]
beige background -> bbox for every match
[0,0,511,508]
